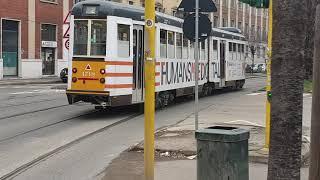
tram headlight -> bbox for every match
[100,78,105,84]
[72,68,77,73]
[100,69,106,74]
[72,77,78,83]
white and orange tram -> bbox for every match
[66,0,247,108]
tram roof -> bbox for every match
[72,0,246,41]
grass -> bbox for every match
[256,80,312,93]
[304,80,313,93]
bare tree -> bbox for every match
[267,0,307,179]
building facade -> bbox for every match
[0,0,73,79]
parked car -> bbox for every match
[60,68,68,83]
[253,63,266,73]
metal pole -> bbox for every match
[309,4,320,180]
[194,0,199,130]
[144,0,156,178]
[265,0,272,149]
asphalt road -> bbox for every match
[0,77,311,180]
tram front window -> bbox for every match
[91,20,107,56]
[73,20,107,56]
[74,20,88,55]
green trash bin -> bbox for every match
[195,126,250,180]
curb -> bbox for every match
[0,79,62,86]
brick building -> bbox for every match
[0,0,73,79]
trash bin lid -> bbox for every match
[195,126,250,142]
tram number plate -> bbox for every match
[82,71,96,77]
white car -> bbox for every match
[253,63,266,72]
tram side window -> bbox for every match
[91,20,107,56]
[118,24,130,58]
[200,41,205,60]
[176,33,183,59]
[229,42,232,60]
[160,29,167,58]
[238,44,241,60]
[233,43,237,60]
[74,20,88,55]
[182,35,189,59]
[212,40,218,60]
[190,42,195,60]
[168,31,175,59]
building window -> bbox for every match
[118,24,130,58]
[213,16,219,28]
[41,24,56,41]
[231,0,235,8]
[41,0,58,3]
[231,20,235,27]
[238,22,242,30]
[74,0,83,4]
[223,0,228,7]
[129,1,134,5]
[172,9,177,16]
[222,18,226,27]
[245,23,249,35]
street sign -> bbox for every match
[178,0,217,12]
[183,13,212,42]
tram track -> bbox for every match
[0,104,70,121]
[0,109,98,143]
[0,97,66,109]
[0,113,141,180]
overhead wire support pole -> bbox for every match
[194,0,199,131]
[265,0,272,149]
[144,0,156,179]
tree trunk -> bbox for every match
[267,1,307,180]
[308,5,320,180]
[304,0,319,80]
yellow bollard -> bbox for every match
[265,0,273,149]
[144,0,156,179]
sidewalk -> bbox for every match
[102,84,312,180]
[0,76,62,85]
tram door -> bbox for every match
[132,25,144,103]
[219,41,226,86]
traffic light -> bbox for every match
[239,0,269,8]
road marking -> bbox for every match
[246,92,266,96]
[10,89,65,95]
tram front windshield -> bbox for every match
[73,20,107,56]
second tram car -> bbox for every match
[66,0,247,108]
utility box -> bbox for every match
[195,126,250,180]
